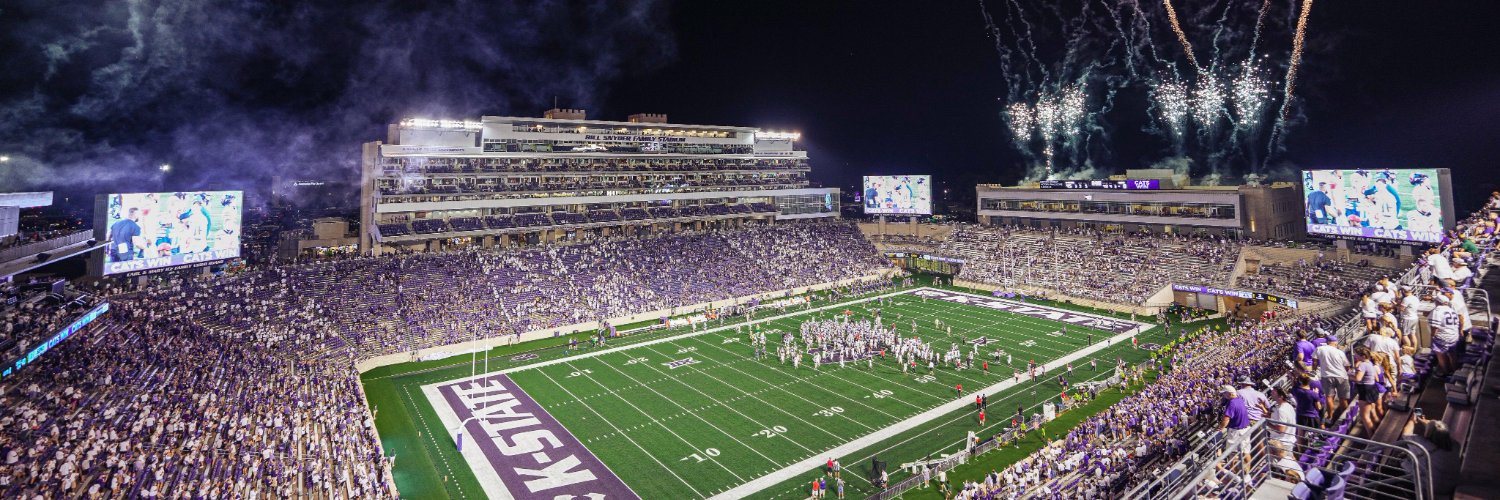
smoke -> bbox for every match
[1147,155,1193,178]
[0,0,677,206]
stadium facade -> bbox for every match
[359,109,839,253]
[975,169,1304,240]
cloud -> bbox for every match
[0,0,677,205]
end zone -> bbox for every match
[421,373,638,500]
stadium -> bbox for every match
[3,2,1500,500]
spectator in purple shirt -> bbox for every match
[1295,330,1317,369]
[1219,385,1252,482]
[1291,373,1324,429]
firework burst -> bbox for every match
[1190,78,1225,128]
[1231,68,1270,128]
[1152,80,1191,137]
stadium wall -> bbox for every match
[856,222,952,240]
[353,269,899,372]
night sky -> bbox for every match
[3,1,1498,213]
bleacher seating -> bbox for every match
[410,219,449,234]
[378,223,410,237]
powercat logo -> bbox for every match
[426,373,637,499]
[909,289,1142,334]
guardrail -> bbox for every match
[1127,418,1432,500]
[0,230,93,263]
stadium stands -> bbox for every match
[446,217,485,232]
[1238,258,1401,300]
[942,225,1240,304]
[376,223,409,237]
[882,203,1499,500]
[0,280,103,367]
[377,156,809,174]
[409,219,449,234]
[0,221,891,499]
[5,191,1496,499]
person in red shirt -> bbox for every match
[956,383,963,397]
[975,395,982,410]
[982,360,989,375]
[979,409,986,425]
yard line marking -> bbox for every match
[563,360,753,484]
[627,344,833,453]
[708,312,1152,499]
[683,335,903,423]
[433,287,919,387]
[533,367,702,497]
[588,357,795,465]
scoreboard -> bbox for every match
[1039,179,1161,190]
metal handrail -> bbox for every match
[0,230,93,263]
[1128,418,1433,500]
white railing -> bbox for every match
[1128,419,1433,500]
[0,230,93,263]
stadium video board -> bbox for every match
[862,175,932,215]
[1302,169,1452,244]
[98,191,243,275]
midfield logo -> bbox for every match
[664,358,701,369]
[970,337,992,346]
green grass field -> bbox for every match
[361,280,1183,499]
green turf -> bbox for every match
[891,372,1159,500]
[361,277,1189,499]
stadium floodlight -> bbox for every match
[159,164,171,172]
[0,156,9,162]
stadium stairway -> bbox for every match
[1453,269,1500,499]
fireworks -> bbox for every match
[1190,78,1225,128]
[1280,0,1315,122]
[1006,86,1087,145]
[978,0,1319,173]
[1162,0,1199,70]
[1231,69,1270,128]
[1006,102,1036,142]
[1002,85,1088,179]
[1152,80,1191,137]
[1268,0,1316,162]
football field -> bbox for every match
[362,285,1172,499]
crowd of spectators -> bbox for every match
[0,221,891,497]
[377,156,809,174]
[939,200,1500,499]
[1237,257,1400,300]
[0,279,102,364]
[377,203,779,237]
[942,225,1239,305]
[376,171,807,197]
[950,314,1312,499]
